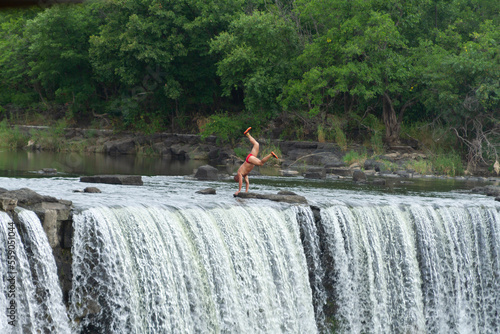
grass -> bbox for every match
[343,150,368,166]
[405,159,433,175]
[431,152,464,176]
[260,140,282,166]
[0,120,29,149]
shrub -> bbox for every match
[332,117,348,151]
[0,121,29,149]
[343,150,367,166]
[201,111,245,144]
[406,159,433,175]
[432,152,464,176]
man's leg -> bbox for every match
[244,127,279,165]
[245,130,260,156]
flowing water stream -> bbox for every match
[0,175,499,333]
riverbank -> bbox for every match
[2,124,499,180]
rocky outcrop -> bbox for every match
[80,175,143,185]
[234,191,308,204]
[0,188,73,303]
[352,170,367,182]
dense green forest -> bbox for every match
[0,0,498,169]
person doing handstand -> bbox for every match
[234,127,278,195]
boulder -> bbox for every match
[326,167,352,177]
[104,137,136,155]
[196,188,216,195]
[234,192,308,204]
[364,159,385,172]
[41,168,57,174]
[80,175,143,185]
[280,170,300,177]
[304,167,326,179]
[352,170,367,182]
[194,165,219,181]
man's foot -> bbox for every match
[244,127,252,135]
[271,151,279,159]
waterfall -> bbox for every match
[0,211,70,334]
[69,204,318,334]
[320,202,500,334]
[1,190,499,334]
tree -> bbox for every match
[280,0,433,145]
[418,19,499,167]
[0,8,40,109]
[89,0,251,129]
[210,10,301,117]
[24,2,102,119]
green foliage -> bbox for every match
[260,141,282,166]
[405,159,433,175]
[431,152,465,176]
[0,121,29,149]
[331,116,348,151]
[233,147,247,160]
[210,10,301,115]
[317,124,326,143]
[200,111,245,144]
[343,150,367,166]
[30,119,69,151]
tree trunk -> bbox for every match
[382,92,400,146]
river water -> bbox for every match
[0,151,499,333]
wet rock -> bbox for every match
[277,190,298,196]
[352,170,367,182]
[104,137,136,155]
[471,185,500,197]
[371,178,387,186]
[194,165,219,181]
[0,188,58,205]
[395,170,412,178]
[84,187,102,193]
[364,159,384,172]
[80,175,144,186]
[280,170,300,177]
[170,144,190,160]
[304,167,326,179]
[326,167,352,177]
[196,188,216,195]
[41,168,57,174]
[0,197,17,212]
[234,192,308,204]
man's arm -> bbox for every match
[235,173,243,195]
[244,175,249,192]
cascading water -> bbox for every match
[320,202,500,334]
[69,204,318,333]
[0,210,70,334]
